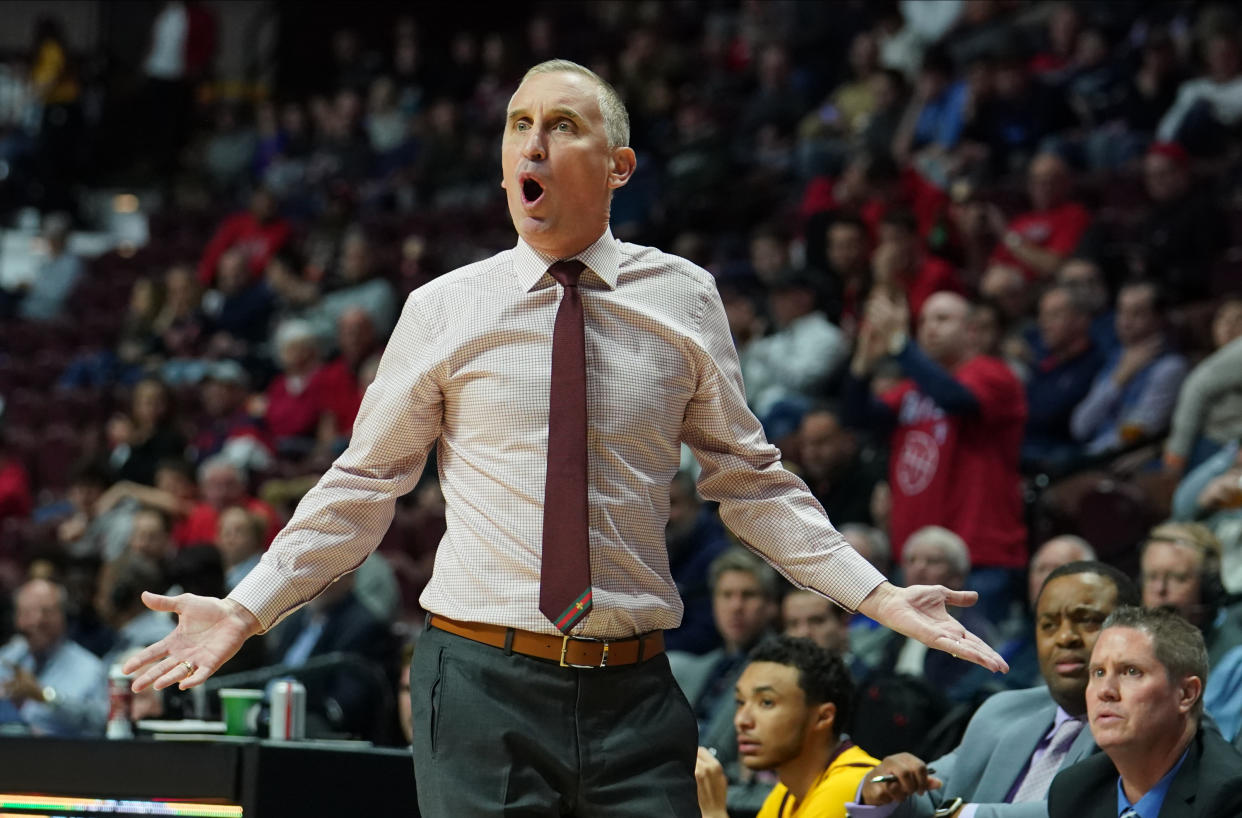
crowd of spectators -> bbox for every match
[3,0,1242,798]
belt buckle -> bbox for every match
[559,634,609,669]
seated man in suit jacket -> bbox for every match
[1048,606,1242,818]
[850,560,1139,818]
[859,526,1000,705]
[670,547,780,812]
[269,572,394,739]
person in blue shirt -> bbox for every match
[895,48,969,163]
[1048,606,1242,818]
[1070,280,1187,456]
[0,213,83,322]
[1022,285,1105,473]
[0,578,108,736]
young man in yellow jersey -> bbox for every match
[696,635,879,817]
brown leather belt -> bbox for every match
[427,614,665,668]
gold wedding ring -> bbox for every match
[180,660,196,676]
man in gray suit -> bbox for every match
[849,561,1140,818]
[669,548,779,798]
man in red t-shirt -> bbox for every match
[198,187,292,287]
[988,152,1091,280]
[179,456,280,548]
[845,291,1027,623]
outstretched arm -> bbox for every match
[122,592,263,692]
[856,582,1007,673]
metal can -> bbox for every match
[106,663,134,740]
[269,679,306,740]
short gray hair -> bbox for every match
[1100,606,1208,719]
[708,547,780,601]
[521,59,630,148]
[1033,534,1097,564]
[903,526,971,577]
[274,319,318,351]
[198,454,244,485]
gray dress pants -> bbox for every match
[410,624,700,816]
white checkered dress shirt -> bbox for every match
[230,228,884,638]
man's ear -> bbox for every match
[1178,675,1203,715]
[608,147,637,190]
[813,701,837,736]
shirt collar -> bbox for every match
[513,227,621,293]
[1050,705,1080,733]
[1114,744,1190,818]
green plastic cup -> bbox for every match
[219,688,264,736]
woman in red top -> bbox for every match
[262,319,334,457]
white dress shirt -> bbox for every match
[230,228,883,638]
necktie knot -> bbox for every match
[1050,717,1085,749]
[549,259,585,288]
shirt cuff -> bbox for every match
[227,558,305,633]
[813,545,886,612]
[958,804,977,818]
[847,778,901,818]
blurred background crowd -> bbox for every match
[1,0,1242,776]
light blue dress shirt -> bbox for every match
[0,635,108,736]
[1114,746,1189,818]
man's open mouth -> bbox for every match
[521,176,545,204]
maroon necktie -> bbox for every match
[540,260,592,633]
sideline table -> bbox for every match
[0,735,419,817]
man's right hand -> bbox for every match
[861,752,942,806]
[122,592,262,693]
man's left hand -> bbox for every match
[856,582,1008,673]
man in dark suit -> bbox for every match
[669,547,779,812]
[1048,606,1242,818]
[852,561,1139,818]
[269,573,394,740]
[860,526,999,705]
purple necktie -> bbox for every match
[540,260,592,633]
[1011,717,1084,802]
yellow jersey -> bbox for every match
[755,743,880,818]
